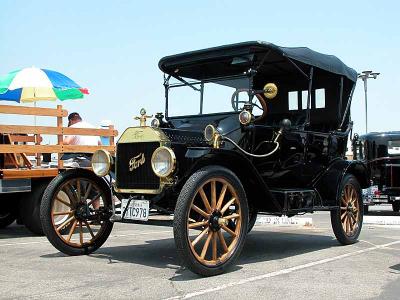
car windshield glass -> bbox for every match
[167,76,250,117]
[388,140,400,155]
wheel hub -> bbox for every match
[209,211,223,231]
[74,204,90,221]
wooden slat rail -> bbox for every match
[10,135,42,143]
[0,104,67,117]
[0,125,118,137]
[1,168,59,179]
[1,104,118,177]
[0,145,115,153]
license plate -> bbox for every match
[121,199,150,221]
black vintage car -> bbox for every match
[353,131,400,213]
[40,41,369,276]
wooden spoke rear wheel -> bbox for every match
[40,169,113,255]
[174,166,248,276]
[331,174,363,245]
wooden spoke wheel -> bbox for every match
[340,184,360,236]
[331,174,363,245]
[174,166,248,276]
[40,169,113,255]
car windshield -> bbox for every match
[388,140,400,155]
[166,76,250,117]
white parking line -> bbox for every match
[0,230,171,247]
[165,240,400,300]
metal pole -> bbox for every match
[363,77,368,133]
[358,70,379,134]
[199,82,204,114]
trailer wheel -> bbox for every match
[40,169,113,256]
[0,194,18,229]
[330,174,363,245]
[19,180,50,235]
[174,166,248,276]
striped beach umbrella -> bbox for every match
[0,67,89,102]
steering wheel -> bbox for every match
[231,89,251,111]
[231,89,268,122]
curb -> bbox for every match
[363,216,400,225]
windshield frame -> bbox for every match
[163,73,252,119]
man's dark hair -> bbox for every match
[68,112,82,122]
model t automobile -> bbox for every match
[353,131,400,213]
[40,41,368,276]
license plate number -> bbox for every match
[121,199,150,221]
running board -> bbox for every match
[271,188,316,213]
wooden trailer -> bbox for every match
[0,104,118,234]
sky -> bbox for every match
[1,0,399,139]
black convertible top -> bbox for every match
[159,41,358,82]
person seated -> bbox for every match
[62,112,101,168]
[63,112,101,146]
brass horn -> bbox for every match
[263,83,278,99]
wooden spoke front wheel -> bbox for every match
[40,169,113,255]
[187,178,242,266]
[174,166,248,276]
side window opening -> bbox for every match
[288,89,324,110]
[288,91,298,110]
[315,88,326,108]
[301,90,308,109]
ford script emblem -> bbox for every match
[129,153,145,171]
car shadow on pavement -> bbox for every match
[41,229,340,281]
[389,263,400,272]
[0,223,39,239]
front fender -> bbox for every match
[313,159,369,206]
[183,148,282,212]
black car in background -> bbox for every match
[353,132,400,213]
[40,41,369,276]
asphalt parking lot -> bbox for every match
[1,206,400,300]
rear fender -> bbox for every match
[313,159,369,206]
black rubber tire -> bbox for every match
[392,202,400,212]
[0,193,18,229]
[19,181,50,235]
[330,174,363,245]
[363,205,369,215]
[40,168,113,256]
[247,207,258,233]
[173,165,249,276]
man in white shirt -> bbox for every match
[64,112,101,146]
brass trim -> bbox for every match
[113,176,173,194]
[204,124,217,142]
[213,134,221,149]
[263,82,278,99]
[151,146,176,178]
[134,108,153,127]
[91,149,111,177]
[238,110,252,125]
[118,126,170,144]
[115,126,172,194]
[129,153,146,171]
